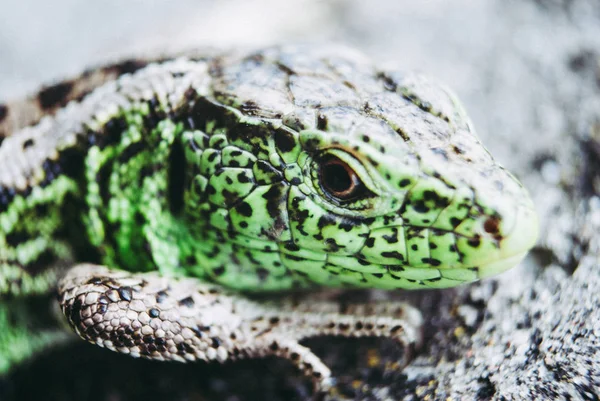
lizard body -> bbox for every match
[0,44,538,390]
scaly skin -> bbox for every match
[0,44,538,390]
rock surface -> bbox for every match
[1,1,599,400]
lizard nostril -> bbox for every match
[483,216,500,234]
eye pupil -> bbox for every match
[319,156,362,201]
[323,162,352,193]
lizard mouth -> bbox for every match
[361,202,539,288]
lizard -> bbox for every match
[0,44,538,392]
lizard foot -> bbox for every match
[57,264,423,393]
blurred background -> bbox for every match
[2,1,600,400]
[1,0,597,169]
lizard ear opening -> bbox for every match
[168,139,186,215]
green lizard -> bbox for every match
[0,44,538,391]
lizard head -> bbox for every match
[181,45,538,290]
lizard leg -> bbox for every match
[57,264,422,392]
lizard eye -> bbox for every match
[319,156,367,202]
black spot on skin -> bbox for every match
[290,177,301,185]
[269,342,279,351]
[421,258,441,266]
[38,80,74,110]
[206,184,217,196]
[68,298,83,328]
[168,140,186,216]
[382,229,399,244]
[0,104,7,123]
[274,130,296,153]
[207,152,219,162]
[317,214,336,229]
[156,291,168,303]
[423,190,437,202]
[468,238,481,248]
[284,253,305,262]
[5,230,28,247]
[361,135,370,143]
[283,241,300,252]
[211,137,226,149]
[118,141,145,163]
[237,171,252,184]
[257,268,269,280]
[262,183,289,220]
[399,179,411,188]
[118,287,133,302]
[411,244,418,251]
[178,296,195,308]
[213,266,226,276]
[338,219,358,232]
[450,217,461,228]
[236,201,253,217]
[412,200,430,213]
[211,337,221,348]
[355,322,364,330]
[96,162,112,206]
[149,308,160,318]
[101,117,128,148]
[325,238,342,252]
[381,251,405,261]
[254,160,283,185]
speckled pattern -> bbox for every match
[0,45,537,294]
[58,264,421,391]
[0,44,538,394]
